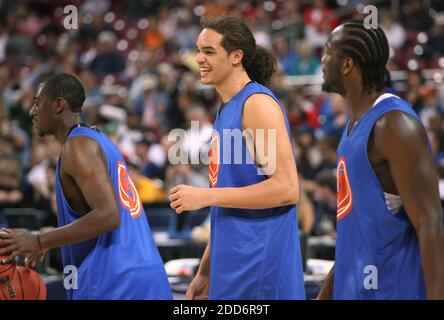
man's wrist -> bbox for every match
[36,232,49,251]
[205,188,216,207]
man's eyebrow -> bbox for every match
[196,45,216,51]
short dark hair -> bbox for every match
[42,73,86,113]
[335,21,391,94]
[201,16,277,85]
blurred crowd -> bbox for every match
[1,0,444,241]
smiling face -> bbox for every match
[195,28,236,87]
[321,28,347,96]
[29,84,56,137]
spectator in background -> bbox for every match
[89,31,126,77]
[5,17,36,68]
[157,6,177,41]
[80,0,110,15]
[127,162,166,204]
[418,88,444,131]
[402,0,434,33]
[273,37,299,75]
[405,69,427,113]
[318,93,348,138]
[135,137,165,180]
[305,18,331,51]
[180,106,213,166]
[156,63,181,131]
[294,127,318,178]
[165,164,208,191]
[425,23,444,59]
[0,157,33,209]
[22,49,62,90]
[78,69,103,110]
[289,40,321,76]
[286,88,319,128]
[304,0,338,31]
[26,137,60,219]
[173,10,200,50]
[132,75,169,130]
[380,12,406,50]
[0,118,28,166]
[277,0,302,29]
[143,16,166,51]
[304,0,339,50]
[115,108,143,162]
[311,135,339,179]
[312,170,337,237]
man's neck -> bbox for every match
[345,89,384,124]
[55,114,81,145]
[215,71,252,103]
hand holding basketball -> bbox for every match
[25,250,47,269]
[0,228,42,264]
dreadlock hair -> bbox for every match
[336,20,391,94]
[201,16,277,85]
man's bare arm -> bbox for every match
[317,265,335,299]
[196,242,211,276]
[374,111,444,299]
[170,94,299,212]
[39,136,121,250]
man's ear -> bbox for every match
[54,97,65,115]
[342,57,354,76]
[231,49,244,66]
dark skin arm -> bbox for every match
[0,137,121,263]
[186,242,211,300]
[370,111,444,299]
[317,265,334,299]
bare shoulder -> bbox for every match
[60,136,106,175]
[373,110,428,156]
[243,93,285,129]
[374,110,423,137]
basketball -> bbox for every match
[0,263,47,300]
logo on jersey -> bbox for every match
[209,132,220,188]
[337,156,353,221]
[117,161,141,218]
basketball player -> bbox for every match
[0,74,172,300]
[317,21,444,299]
[168,17,306,300]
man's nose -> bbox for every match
[196,52,205,65]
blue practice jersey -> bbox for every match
[55,126,172,300]
[334,94,426,299]
[208,82,306,300]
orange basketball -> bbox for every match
[0,264,46,300]
[0,257,17,300]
